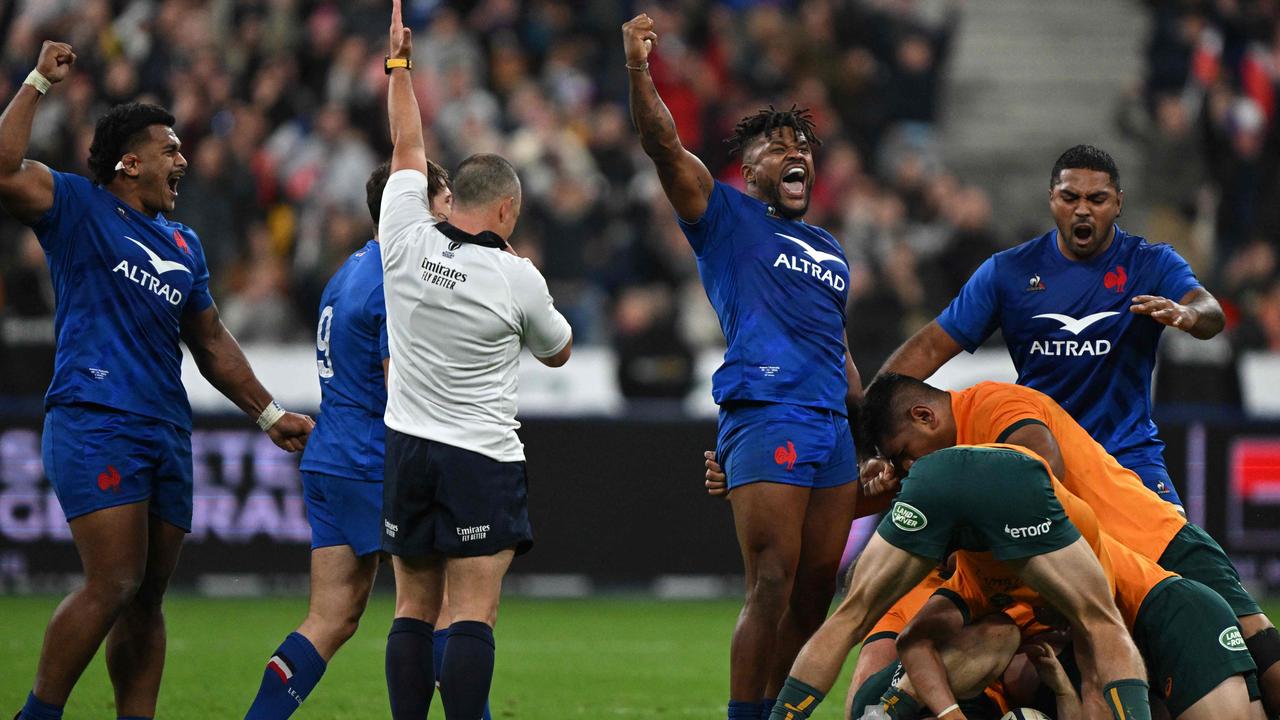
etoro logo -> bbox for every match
[1219,626,1246,651]
[1004,519,1053,539]
[891,502,927,532]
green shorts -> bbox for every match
[1157,522,1262,618]
[1134,577,1257,718]
[876,446,1080,562]
[847,661,1003,720]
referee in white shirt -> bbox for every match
[379,3,572,718]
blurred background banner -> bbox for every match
[0,0,1278,595]
[4,412,1280,595]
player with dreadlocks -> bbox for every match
[623,14,863,720]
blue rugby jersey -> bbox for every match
[299,239,389,481]
[679,181,850,414]
[32,170,213,430]
[937,226,1201,472]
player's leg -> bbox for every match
[769,534,937,720]
[729,481,810,716]
[431,590,495,720]
[387,553,445,720]
[19,503,149,719]
[108,423,195,718]
[1175,676,1256,720]
[769,479,858,700]
[1010,538,1150,720]
[1155,522,1280,717]
[1238,614,1280,719]
[105,513,185,718]
[847,636,899,715]
[380,428,448,720]
[243,546,379,720]
[440,549,516,720]
[1132,578,1258,720]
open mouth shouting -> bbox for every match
[166,171,183,200]
[781,165,807,200]
[1071,221,1094,245]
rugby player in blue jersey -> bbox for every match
[0,42,314,720]
[241,160,459,719]
[869,144,1280,717]
[623,14,863,720]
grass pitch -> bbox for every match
[0,595,859,719]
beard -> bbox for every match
[763,181,810,219]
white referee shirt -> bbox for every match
[378,169,571,462]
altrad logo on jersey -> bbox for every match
[421,257,467,290]
[1029,311,1119,356]
[772,233,847,291]
[112,236,189,306]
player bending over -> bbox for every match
[1,41,312,720]
[623,14,863,719]
[766,445,1153,720]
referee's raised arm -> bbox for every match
[386,0,428,176]
[0,40,74,225]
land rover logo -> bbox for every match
[1219,627,1246,651]
[891,502,928,532]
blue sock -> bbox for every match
[432,628,449,685]
[245,632,326,720]
[728,700,763,719]
[440,621,495,720]
[386,617,435,719]
[18,693,62,720]
[760,698,776,720]
[435,627,494,720]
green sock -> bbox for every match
[767,677,825,720]
[1101,679,1151,720]
[877,686,923,719]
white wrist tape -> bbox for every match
[937,704,960,717]
[256,400,286,431]
[24,70,51,95]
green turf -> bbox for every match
[0,595,860,719]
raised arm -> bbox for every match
[180,304,314,452]
[0,41,75,225]
[622,14,714,223]
[387,0,428,176]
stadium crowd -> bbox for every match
[0,0,1277,395]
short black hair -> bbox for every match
[87,102,176,185]
[725,105,822,157]
[1050,144,1120,189]
[858,372,942,452]
[452,153,520,209]
[366,159,451,224]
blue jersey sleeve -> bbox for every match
[676,181,733,257]
[31,170,93,252]
[180,227,214,314]
[937,255,1002,352]
[366,283,390,361]
[1152,245,1201,302]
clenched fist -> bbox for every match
[621,14,658,66]
[35,41,76,84]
